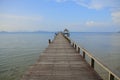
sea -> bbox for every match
[0,32,120,80]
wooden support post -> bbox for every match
[69,40,71,43]
[75,44,77,49]
[83,51,85,59]
[91,58,95,68]
[78,47,80,53]
[73,43,75,48]
[109,73,114,80]
[48,39,51,44]
[72,43,74,47]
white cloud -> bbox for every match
[0,24,16,31]
[62,21,114,32]
[0,14,43,21]
[0,14,44,31]
[55,0,68,2]
[54,0,120,10]
[86,21,95,26]
[54,0,120,26]
[0,23,42,32]
[53,0,68,3]
[74,0,101,10]
[85,21,110,27]
[111,11,120,25]
[66,21,110,28]
[74,0,120,10]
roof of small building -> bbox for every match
[64,29,69,32]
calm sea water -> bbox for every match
[0,33,54,80]
[0,32,120,80]
[70,32,120,76]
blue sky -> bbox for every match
[0,0,120,32]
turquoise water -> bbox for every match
[0,32,120,80]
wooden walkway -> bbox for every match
[21,33,101,80]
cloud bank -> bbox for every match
[55,0,120,26]
[111,11,120,25]
[0,14,43,31]
[0,14,43,21]
[55,0,120,10]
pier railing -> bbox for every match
[63,35,120,80]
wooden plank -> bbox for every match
[21,33,102,80]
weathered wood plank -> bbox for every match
[21,33,102,80]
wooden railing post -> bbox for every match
[83,51,85,59]
[63,33,120,80]
[91,58,95,68]
[78,47,80,53]
[109,73,114,80]
[75,44,77,49]
[72,43,74,47]
[73,43,75,48]
[63,33,119,80]
[48,39,51,44]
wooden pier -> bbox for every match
[21,32,101,80]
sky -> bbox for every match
[0,0,120,32]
